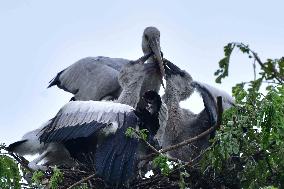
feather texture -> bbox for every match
[48,57,128,100]
[94,111,139,187]
[191,81,235,110]
[39,101,133,143]
[39,102,142,187]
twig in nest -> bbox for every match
[133,130,159,154]
[66,173,96,189]
[134,129,184,163]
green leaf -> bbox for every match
[153,155,171,176]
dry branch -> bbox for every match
[66,173,96,189]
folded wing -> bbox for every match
[48,57,129,100]
[191,81,235,126]
[38,100,140,187]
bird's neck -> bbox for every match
[163,87,182,124]
[163,87,181,110]
[162,88,183,146]
[140,72,161,96]
[117,80,144,108]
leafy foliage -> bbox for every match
[203,42,284,188]
[214,42,284,85]
[49,167,63,189]
[153,155,171,176]
[0,144,21,189]
[125,127,149,141]
[31,170,44,185]
[178,168,189,189]
[0,143,65,189]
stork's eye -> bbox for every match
[144,35,149,41]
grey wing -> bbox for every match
[192,81,235,109]
[191,81,235,126]
[48,56,129,101]
[39,101,134,143]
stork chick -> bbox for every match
[161,60,234,162]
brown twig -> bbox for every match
[134,130,183,163]
[66,173,96,189]
[252,51,284,84]
[235,42,284,84]
[134,130,160,154]
[216,96,223,129]
[140,126,216,161]
[8,152,33,172]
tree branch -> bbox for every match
[8,152,33,172]
[66,173,96,189]
[234,42,284,84]
[251,51,284,84]
[134,130,183,163]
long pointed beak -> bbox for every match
[149,38,165,78]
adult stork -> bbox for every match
[160,60,234,162]
[38,55,166,187]
[48,27,164,101]
[8,53,167,187]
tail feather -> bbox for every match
[47,69,65,88]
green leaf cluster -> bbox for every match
[214,42,284,85]
[49,167,63,189]
[125,127,149,141]
[0,154,21,189]
[31,170,44,185]
[153,155,171,176]
[204,43,284,188]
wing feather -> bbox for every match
[192,81,235,110]
[39,101,141,186]
[191,81,235,126]
[39,101,134,143]
[48,57,129,100]
[94,111,139,186]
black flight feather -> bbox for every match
[6,140,28,152]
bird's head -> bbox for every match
[142,27,165,78]
[142,90,162,115]
[135,90,163,146]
